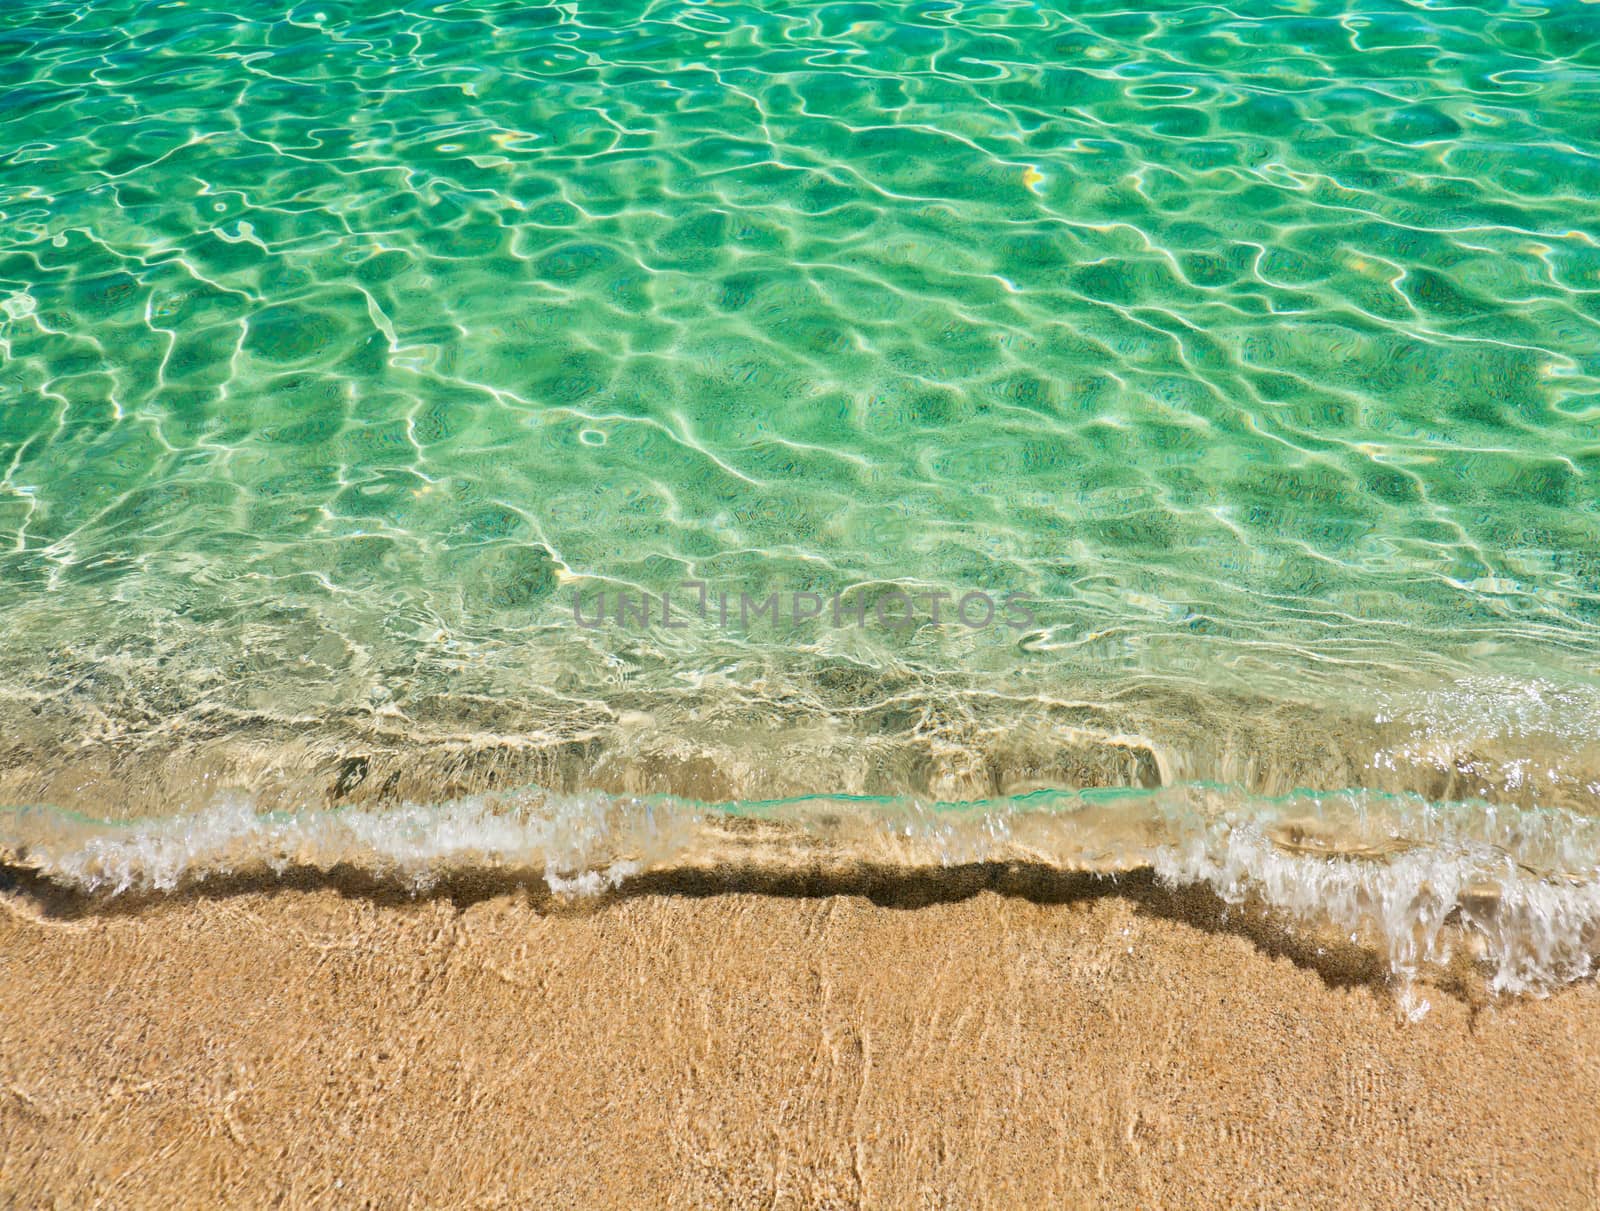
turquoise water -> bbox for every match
[2,0,1600,989]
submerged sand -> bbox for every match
[2,871,1598,1208]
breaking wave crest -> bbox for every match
[5,782,1600,1004]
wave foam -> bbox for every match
[5,783,1600,1002]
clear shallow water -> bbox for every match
[2,0,1600,993]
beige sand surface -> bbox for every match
[3,869,1598,1209]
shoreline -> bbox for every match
[4,871,1598,1206]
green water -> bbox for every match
[1,0,1599,811]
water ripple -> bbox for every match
[0,0,1596,814]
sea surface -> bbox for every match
[2,0,1599,998]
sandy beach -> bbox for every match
[4,866,1598,1209]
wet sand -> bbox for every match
[2,870,1598,1208]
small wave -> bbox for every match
[4,783,1600,1002]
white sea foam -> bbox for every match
[1149,818,1600,1000]
[4,783,1600,1001]
[0,791,696,898]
